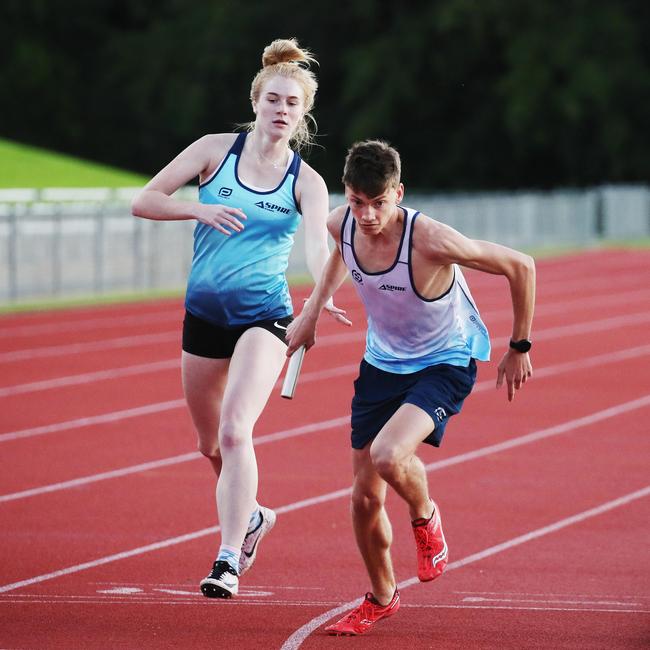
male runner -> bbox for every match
[286,139,535,635]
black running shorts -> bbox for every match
[182,310,293,359]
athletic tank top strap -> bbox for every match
[340,207,354,269]
[398,208,419,263]
[341,207,352,245]
[288,152,301,178]
[229,131,247,156]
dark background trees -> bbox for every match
[1,0,648,190]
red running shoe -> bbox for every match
[412,500,448,582]
[324,590,400,636]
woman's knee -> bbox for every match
[218,419,253,452]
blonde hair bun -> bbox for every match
[262,38,316,68]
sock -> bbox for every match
[217,544,241,573]
[247,504,262,534]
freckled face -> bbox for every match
[253,76,305,139]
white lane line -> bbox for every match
[3,342,648,444]
[461,596,642,606]
[453,589,650,600]
[532,288,650,318]
[0,399,186,443]
[1,392,648,504]
[0,598,646,614]
[527,313,650,342]
[0,525,220,594]
[0,359,180,398]
[422,394,650,473]
[2,296,649,364]
[0,417,349,503]
[0,485,352,594]
[1,399,648,593]
[2,302,650,398]
[399,604,649,614]
[0,331,179,363]
[279,485,650,650]
[0,359,361,399]
[0,309,182,339]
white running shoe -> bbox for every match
[200,560,239,598]
[238,505,277,575]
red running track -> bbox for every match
[0,249,649,649]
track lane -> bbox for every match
[1,409,647,649]
[1,385,647,590]
[1,250,648,649]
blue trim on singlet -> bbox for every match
[348,207,409,276]
[406,213,455,303]
[291,158,302,210]
[231,133,299,195]
[457,280,480,313]
[339,207,349,250]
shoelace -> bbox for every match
[210,560,235,579]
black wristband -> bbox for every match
[509,338,532,353]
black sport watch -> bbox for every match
[509,338,532,353]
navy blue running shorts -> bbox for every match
[350,358,477,449]
[182,310,293,359]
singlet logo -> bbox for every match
[351,270,363,284]
[255,200,291,214]
[218,187,233,197]
[378,283,405,292]
[469,314,488,336]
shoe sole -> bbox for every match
[325,602,400,635]
[200,579,237,599]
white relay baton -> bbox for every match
[281,345,306,399]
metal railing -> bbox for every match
[0,184,647,303]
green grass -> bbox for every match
[0,137,148,188]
